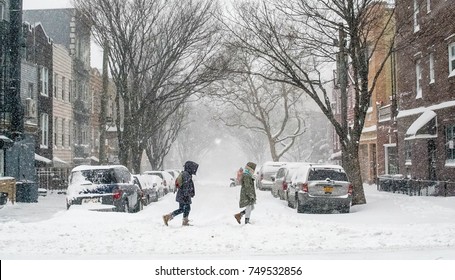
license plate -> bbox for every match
[323,186,333,194]
[82,197,102,204]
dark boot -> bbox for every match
[163,213,173,226]
[182,217,190,226]
[245,218,250,224]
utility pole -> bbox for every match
[99,40,109,164]
[338,23,348,167]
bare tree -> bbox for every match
[229,127,268,164]
[210,56,306,161]
[222,0,396,205]
[74,0,224,173]
[145,103,188,170]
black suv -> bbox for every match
[66,165,143,213]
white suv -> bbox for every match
[256,161,287,191]
[287,164,352,213]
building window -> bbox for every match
[0,3,5,21]
[62,77,66,101]
[405,140,412,165]
[54,73,58,98]
[68,79,72,102]
[41,113,49,148]
[415,59,422,98]
[385,145,398,175]
[69,120,72,146]
[429,53,435,84]
[54,117,58,147]
[413,0,420,32]
[427,0,431,13]
[449,42,455,77]
[27,83,34,99]
[62,119,66,147]
[39,67,49,96]
[446,125,455,165]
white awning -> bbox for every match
[35,153,52,164]
[405,110,437,140]
[0,135,13,149]
[0,135,13,142]
[53,156,70,167]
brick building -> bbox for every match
[395,0,455,180]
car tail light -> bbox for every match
[113,189,122,200]
[300,183,308,193]
[348,184,353,195]
[282,181,288,190]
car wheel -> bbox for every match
[135,199,143,212]
[341,205,350,213]
[230,182,235,188]
[296,195,306,213]
[286,191,293,208]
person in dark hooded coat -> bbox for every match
[163,161,198,226]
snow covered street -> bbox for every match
[1,180,455,260]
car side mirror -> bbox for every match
[271,176,275,182]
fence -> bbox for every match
[36,167,70,192]
[376,175,455,197]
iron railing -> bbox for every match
[376,175,455,197]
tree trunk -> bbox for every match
[342,142,366,205]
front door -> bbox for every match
[427,140,437,180]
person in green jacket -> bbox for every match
[234,161,257,224]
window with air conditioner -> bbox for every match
[27,83,34,99]
[25,99,36,118]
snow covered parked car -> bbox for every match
[256,161,286,191]
[287,164,353,213]
[271,162,309,200]
[132,174,163,205]
[143,170,175,193]
[66,165,143,213]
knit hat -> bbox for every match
[246,162,257,171]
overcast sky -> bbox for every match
[23,0,73,10]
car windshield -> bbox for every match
[308,169,348,181]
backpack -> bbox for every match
[175,173,183,189]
